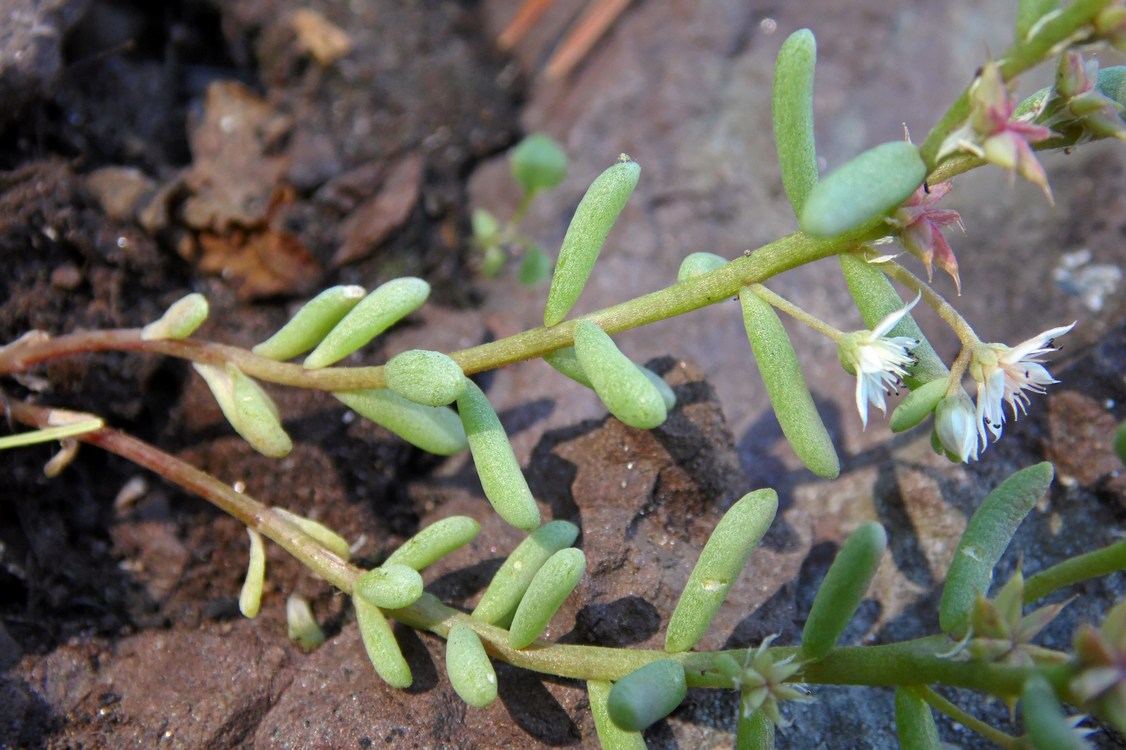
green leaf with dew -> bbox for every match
[588,680,647,750]
[354,564,425,610]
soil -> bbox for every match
[1,1,1126,749]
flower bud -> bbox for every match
[934,393,978,463]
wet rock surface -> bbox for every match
[1,1,1125,748]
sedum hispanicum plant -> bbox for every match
[4,1,1126,747]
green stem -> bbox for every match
[868,256,980,349]
[0,228,874,391]
[912,685,1019,749]
[748,283,845,341]
[4,398,1087,703]
[1024,539,1126,604]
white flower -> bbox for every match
[838,296,921,428]
[935,393,979,463]
[971,323,1075,448]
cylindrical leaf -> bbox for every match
[889,378,948,433]
[508,547,586,648]
[737,709,775,750]
[939,462,1054,637]
[1022,675,1090,750]
[446,623,498,708]
[457,381,541,531]
[383,516,481,571]
[739,288,839,478]
[894,688,942,750]
[772,29,819,216]
[1017,0,1062,41]
[840,252,948,388]
[573,320,667,430]
[385,350,467,407]
[142,293,210,341]
[607,660,687,732]
[303,277,430,369]
[355,564,425,610]
[543,158,640,326]
[545,346,675,412]
[229,364,293,457]
[273,507,352,560]
[252,285,366,360]
[355,596,412,688]
[286,594,326,650]
[473,520,580,626]
[588,679,647,750]
[678,252,728,282]
[239,528,266,619]
[665,489,778,652]
[334,388,468,456]
[801,522,887,661]
[800,141,926,238]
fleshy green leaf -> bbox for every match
[457,381,541,531]
[800,142,926,238]
[665,489,778,652]
[238,528,266,619]
[607,660,687,732]
[889,378,948,433]
[1022,675,1091,750]
[677,252,728,282]
[142,293,209,341]
[894,688,942,750]
[508,547,586,648]
[589,680,647,750]
[385,350,467,407]
[334,388,468,456]
[355,596,412,688]
[252,285,366,360]
[1016,0,1061,42]
[801,522,887,661]
[739,288,839,478]
[939,462,1054,637]
[354,564,425,610]
[544,158,640,326]
[772,28,819,216]
[473,520,580,627]
[573,321,668,430]
[303,277,430,369]
[446,624,498,708]
[383,516,481,571]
